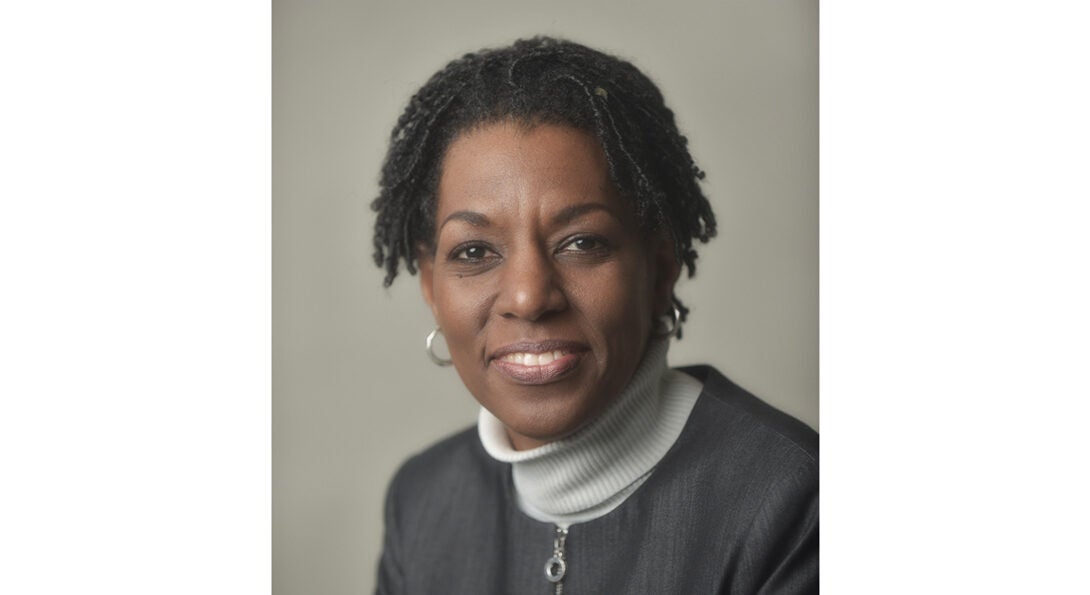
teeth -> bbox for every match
[501,350,567,366]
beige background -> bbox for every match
[273,0,816,592]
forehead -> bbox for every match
[436,121,624,220]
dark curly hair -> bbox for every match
[371,36,716,331]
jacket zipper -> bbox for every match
[544,525,568,595]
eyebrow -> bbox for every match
[551,202,622,226]
[439,210,492,231]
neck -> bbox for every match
[478,338,703,524]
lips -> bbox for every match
[490,340,588,385]
[498,350,568,366]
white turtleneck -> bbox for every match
[477,338,704,528]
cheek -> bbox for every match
[569,261,655,336]
[432,278,491,338]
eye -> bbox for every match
[450,243,495,261]
[559,235,608,253]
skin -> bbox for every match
[419,121,680,450]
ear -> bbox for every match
[651,233,683,317]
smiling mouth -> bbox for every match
[490,341,587,385]
[497,350,570,366]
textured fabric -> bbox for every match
[375,366,818,595]
[478,337,704,525]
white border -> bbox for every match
[0,2,271,593]
[823,1,1090,591]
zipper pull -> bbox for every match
[544,525,568,594]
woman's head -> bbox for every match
[371,37,717,448]
[371,37,716,310]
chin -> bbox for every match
[490,387,608,449]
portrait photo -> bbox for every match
[274,0,817,592]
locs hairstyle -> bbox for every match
[371,37,717,333]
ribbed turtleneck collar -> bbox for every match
[478,338,703,525]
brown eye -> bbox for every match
[451,244,494,261]
[561,235,607,253]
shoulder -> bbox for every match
[380,424,510,588]
[659,366,819,591]
[386,425,497,502]
[377,427,510,592]
[383,425,507,533]
[651,365,818,524]
[677,364,817,469]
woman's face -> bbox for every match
[419,121,679,450]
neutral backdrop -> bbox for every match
[273,0,817,593]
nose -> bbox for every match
[496,246,568,321]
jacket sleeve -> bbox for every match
[726,461,819,595]
[374,469,406,595]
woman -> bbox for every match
[371,37,817,594]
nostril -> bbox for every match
[499,278,567,321]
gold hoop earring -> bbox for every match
[425,327,453,366]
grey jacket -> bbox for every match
[376,366,818,594]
